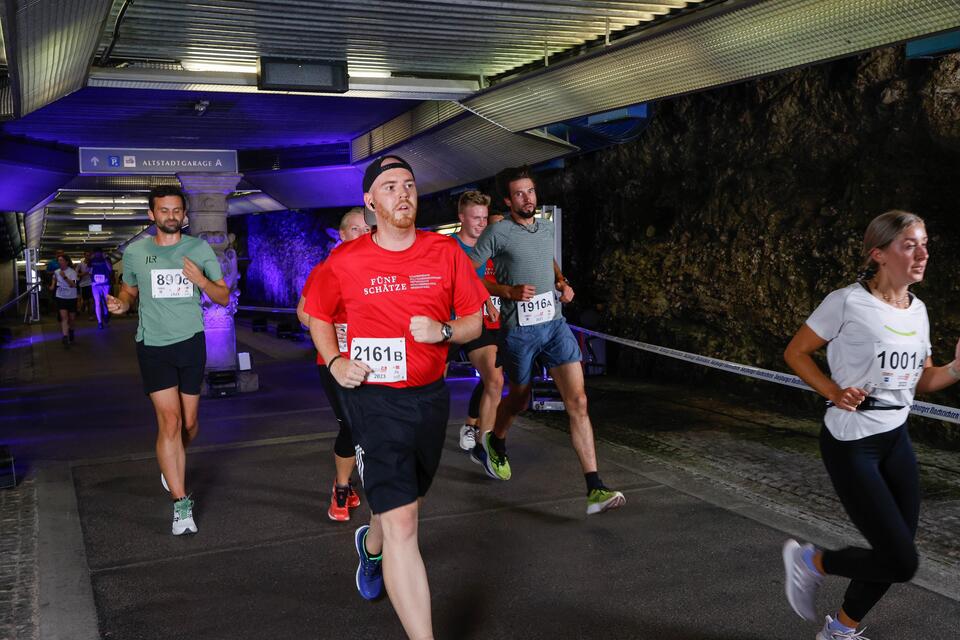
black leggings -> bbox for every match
[467,380,483,420]
[819,423,920,622]
[317,365,355,458]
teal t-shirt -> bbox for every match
[122,235,223,346]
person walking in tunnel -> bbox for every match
[76,251,93,319]
[305,155,485,640]
[89,249,113,329]
[467,166,625,515]
[296,207,370,522]
[106,185,231,536]
[50,253,78,348]
[783,210,960,639]
[447,190,504,452]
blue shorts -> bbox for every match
[499,318,582,386]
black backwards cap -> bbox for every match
[362,155,415,193]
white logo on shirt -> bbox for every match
[363,275,408,296]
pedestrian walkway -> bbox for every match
[1,316,958,639]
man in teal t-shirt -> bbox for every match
[107,185,230,536]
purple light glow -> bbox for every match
[244,211,338,307]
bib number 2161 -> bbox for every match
[351,337,407,383]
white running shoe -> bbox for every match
[172,496,198,535]
[816,615,870,639]
[783,539,823,622]
[459,424,478,451]
[161,473,169,492]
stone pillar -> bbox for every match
[177,173,258,394]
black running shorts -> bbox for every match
[338,379,450,514]
[317,364,355,458]
[55,297,78,313]
[136,332,206,395]
[447,325,499,362]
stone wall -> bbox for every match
[540,49,960,395]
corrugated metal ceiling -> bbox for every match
[465,0,960,132]
[95,0,705,79]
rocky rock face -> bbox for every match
[537,48,960,412]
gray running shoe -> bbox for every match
[172,496,197,535]
[816,615,870,639]
[783,539,822,621]
[458,424,478,451]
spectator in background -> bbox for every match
[77,251,93,318]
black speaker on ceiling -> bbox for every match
[257,57,349,93]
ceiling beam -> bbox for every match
[87,67,479,101]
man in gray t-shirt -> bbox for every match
[467,166,625,516]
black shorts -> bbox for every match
[317,364,355,459]
[136,332,206,395]
[338,379,450,514]
[80,286,93,301]
[55,297,77,313]
[447,326,499,362]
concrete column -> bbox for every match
[177,173,257,394]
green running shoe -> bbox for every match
[480,431,511,480]
[586,486,626,515]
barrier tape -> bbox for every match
[570,325,960,425]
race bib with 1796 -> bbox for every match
[351,337,407,383]
[868,341,927,390]
[150,269,194,299]
[517,291,555,326]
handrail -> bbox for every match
[0,283,41,314]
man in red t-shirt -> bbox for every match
[297,207,370,522]
[304,156,485,639]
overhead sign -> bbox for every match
[79,148,238,175]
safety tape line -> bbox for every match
[570,325,960,425]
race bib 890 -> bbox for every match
[351,337,407,383]
[150,269,193,299]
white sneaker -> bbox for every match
[783,539,823,622]
[161,473,169,492]
[816,615,870,639]
[459,424,478,451]
[172,496,198,535]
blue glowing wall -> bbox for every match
[243,211,338,308]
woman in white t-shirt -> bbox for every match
[49,254,79,348]
[781,210,960,639]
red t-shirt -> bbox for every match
[305,231,487,388]
[302,263,347,365]
[482,259,501,330]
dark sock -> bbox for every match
[585,472,603,494]
[490,433,507,456]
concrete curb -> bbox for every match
[37,464,98,640]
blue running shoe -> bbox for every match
[354,525,383,600]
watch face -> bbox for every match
[442,324,453,340]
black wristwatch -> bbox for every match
[440,323,453,342]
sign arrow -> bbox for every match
[91,157,100,166]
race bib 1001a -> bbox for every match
[351,337,407,383]
[517,291,555,326]
[150,269,193,299]
[868,341,926,390]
